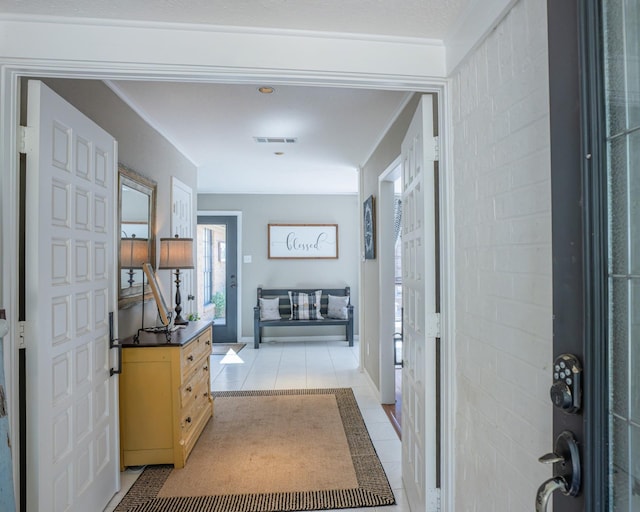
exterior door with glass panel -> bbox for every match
[548,1,640,510]
[197,215,238,342]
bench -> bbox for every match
[253,287,354,349]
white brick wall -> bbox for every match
[450,0,553,509]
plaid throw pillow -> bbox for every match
[288,290,323,320]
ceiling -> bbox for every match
[2,0,472,194]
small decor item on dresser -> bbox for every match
[136,263,172,343]
[288,290,323,320]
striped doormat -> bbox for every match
[211,343,246,355]
[115,388,395,512]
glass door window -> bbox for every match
[197,224,227,324]
[604,1,640,509]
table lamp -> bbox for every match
[159,235,194,325]
[120,234,148,287]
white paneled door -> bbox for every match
[401,94,439,512]
[171,177,194,319]
[23,80,119,512]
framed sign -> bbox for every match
[142,262,172,326]
[268,224,338,259]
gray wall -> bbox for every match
[198,194,359,340]
[359,94,421,388]
[40,78,198,339]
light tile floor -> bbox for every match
[104,339,407,512]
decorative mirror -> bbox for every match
[118,164,156,308]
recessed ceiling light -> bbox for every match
[258,86,275,94]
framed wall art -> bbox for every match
[268,223,338,259]
[363,195,376,259]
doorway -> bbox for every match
[196,214,239,343]
[379,160,403,436]
[2,68,453,512]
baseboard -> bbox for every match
[239,335,360,344]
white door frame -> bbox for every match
[378,157,402,405]
[0,64,454,511]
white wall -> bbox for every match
[198,194,359,340]
[359,95,421,388]
[39,78,199,339]
[449,0,552,509]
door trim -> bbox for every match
[548,0,608,509]
[378,156,401,405]
[197,210,242,343]
[578,0,608,508]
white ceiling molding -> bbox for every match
[0,16,447,80]
[444,0,519,75]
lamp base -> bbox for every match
[174,315,189,326]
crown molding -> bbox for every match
[0,13,445,47]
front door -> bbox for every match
[197,215,238,342]
[401,94,440,511]
[23,80,119,511]
[547,1,640,510]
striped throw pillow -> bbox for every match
[288,290,323,320]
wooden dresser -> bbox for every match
[118,320,213,469]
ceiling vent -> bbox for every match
[254,137,297,144]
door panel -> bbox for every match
[24,80,119,512]
[547,1,640,510]
[171,177,194,319]
[547,0,586,509]
[197,215,238,342]
[401,94,439,511]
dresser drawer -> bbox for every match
[180,358,210,408]
[180,377,211,436]
[181,327,212,375]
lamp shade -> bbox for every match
[158,236,194,269]
[120,236,149,268]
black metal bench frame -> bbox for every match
[253,287,354,349]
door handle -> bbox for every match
[108,312,122,376]
[535,431,581,511]
[536,477,568,512]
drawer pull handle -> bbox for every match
[187,355,194,362]
[206,340,211,345]
[186,386,192,393]
[185,416,192,423]
[203,365,209,371]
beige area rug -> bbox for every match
[211,343,246,355]
[115,388,395,512]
